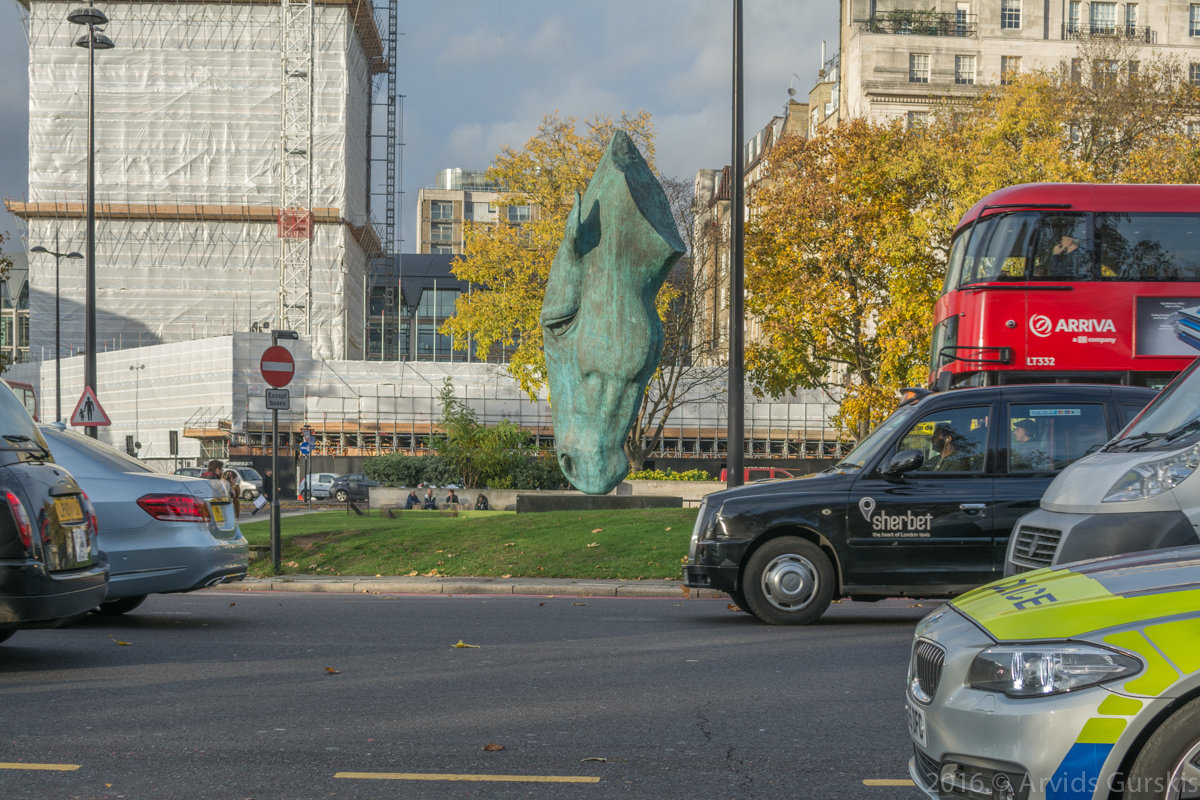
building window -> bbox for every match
[430,200,453,220]
[909,53,930,83]
[1187,121,1200,138]
[430,222,453,243]
[1191,63,1200,87]
[906,110,930,128]
[1000,0,1020,29]
[1071,58,1083,84]
[1068,0,1081,33]
[1089,2,1116,34]
[956,2,970,35]
[1192,4,1200,36]
[1128,61,1140,79]
[430,244,454,254]
[464,201,494,221]
[1093,59,1119,89]
[506,205,531,223]
[1000,55,1021,84]
[1124,3,1138,34]
[955,55,976,84]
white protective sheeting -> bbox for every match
[24,1,374,360]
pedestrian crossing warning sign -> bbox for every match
[70,386,111,427]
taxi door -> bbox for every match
[846,402,998,588]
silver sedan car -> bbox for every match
[39,423,248,614]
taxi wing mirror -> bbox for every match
[880,449,924,480]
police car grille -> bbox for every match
[1009,525,1062,572]
[913,745,939,788]
[913,640,946,699]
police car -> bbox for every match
[906,546,1200,800]
[684,383,1156,625]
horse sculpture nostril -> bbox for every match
[559,452,574,477]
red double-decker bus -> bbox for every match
[929,183,1200,391]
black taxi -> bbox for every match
[683,384,1157,625]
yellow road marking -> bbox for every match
[335,771,600,783]
[0,763,81,772]
[863,779,916,787]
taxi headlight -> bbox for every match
[967,644,1141,697]
[1103,444,1200,503]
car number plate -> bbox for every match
[211,503,225,524]
[906,699,927,747]
[54,496,84,524]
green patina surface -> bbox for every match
[540,131,685,495]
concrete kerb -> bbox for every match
[218,575,725,599]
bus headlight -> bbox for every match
[1103,445,1200,503]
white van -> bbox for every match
[1006,362,1200,575]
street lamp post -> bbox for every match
[67,6,114,439]
[30,235,83,422]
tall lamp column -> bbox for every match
[30,235,83,422]
[67,6,114,438]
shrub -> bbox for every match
[626,467,715,481]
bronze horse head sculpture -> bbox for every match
[540,131,685,494]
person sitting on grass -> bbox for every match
[474,493,490,511]
[422,488,437,510]
[445,489,460,507]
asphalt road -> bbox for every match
[0,590,933,800]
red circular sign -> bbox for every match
[260,345,295,388]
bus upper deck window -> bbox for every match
[1096,213,1200,281]
[960,212,1038,285]
[1032,213,1092,280]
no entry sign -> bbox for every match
[260,345,295,388]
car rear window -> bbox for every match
[0,381,43,447]
[40,426,153,475]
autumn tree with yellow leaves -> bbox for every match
[747,45,1200,437]
[442,113,723,471]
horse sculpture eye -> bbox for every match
[543,310,579,337]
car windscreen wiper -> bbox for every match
[2,434,51,458]
[1164,418,1200,443]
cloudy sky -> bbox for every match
[0,0,837,248]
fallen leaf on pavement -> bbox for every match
[727,604,741,612]
[581,757,607,762]
[572,602,586,607]
[453,640,480,648]
[482,743,504,751]
[325,667,341,674]
[112,638,131,646]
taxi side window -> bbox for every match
[1006,403,1107,473]
[898,406,990,474]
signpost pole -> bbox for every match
[271,405,280,574]
[265,329,298,576]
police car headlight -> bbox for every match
[1103,444,1200,503]
[967,644,1141,697]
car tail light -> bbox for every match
[81,491,99,535]
[4,489,33,550]
[137,494,210,522]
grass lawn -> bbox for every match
[238,507,699,580]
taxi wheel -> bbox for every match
[1124,697,1200,800]
[742,537,834,625]
[95,595,148,616]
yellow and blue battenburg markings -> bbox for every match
[952,557,1200,800]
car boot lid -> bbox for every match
[953,545,1200,642]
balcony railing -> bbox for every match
[1062,23,1157,43]
[863,10,977,37]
